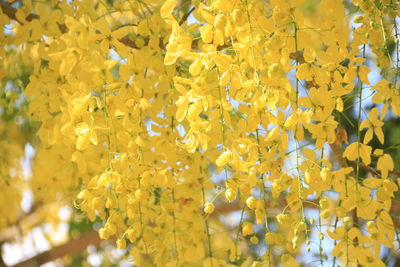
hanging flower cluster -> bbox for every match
[1,0,400,266]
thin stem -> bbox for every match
[234,205,246,265]
[201,182,213,267]
[179,6,195,25]
[318,149,324,267]
[355,45,366,185]
[171,189,179,266]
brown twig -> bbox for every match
[347,159,400,177]
[179,6,195,26]
[0,1,39,24]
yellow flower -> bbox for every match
[343,142,372,165]
[204,202,215,214]
[360,108,384,144]
[242,222,254,236]
[377,153,394,178]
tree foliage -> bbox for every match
[1,0,400,266]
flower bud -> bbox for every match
[246,196,257,210]
[204,202,215,214]
[225,188,237,202]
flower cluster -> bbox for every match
[1,0,400,266]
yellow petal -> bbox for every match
[375,127,384,144]
[200,25,214,44]
[90,132,98,146]
[219,71,231,86]
[216,151,232,167]
[75,122,90,135]
[112,26,135,39]
[358,65,370,85]
[377,154,394,177]
[187,101,202,121]
[189,58,202,76]
[76,135,90,150]
[160,0,176,18]
[360,143,372,165]
[363,178,383,188]
[176,96,189,122]
[213,28,224,46]
[343,142,358,161]
[336,97,343,112]
[302,148,316,160]
[363,128,373,144]
[164,50,178,65]
[60,52,77,76]
[242,222,254,236]
[303,47,316,63]
[98,171,112,187]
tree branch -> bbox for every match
[0,202,42,244]
[7,230,102,267]
[3,198,400,267]
[346,159,400,177]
